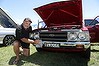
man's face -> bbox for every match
[23,20,31,29]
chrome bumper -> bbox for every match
[35,40,90,49]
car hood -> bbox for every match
[34,0,82,27]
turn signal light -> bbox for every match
[76,44,84,48]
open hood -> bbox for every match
[34,0,82,27]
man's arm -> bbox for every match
[21,38,39,44]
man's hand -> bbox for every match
[28,39,40,44]
[33,40,40,44]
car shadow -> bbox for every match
[0,44,4,47]
[9,51,89,66]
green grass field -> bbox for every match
[0,45,99,66]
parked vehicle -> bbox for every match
[85,16,99,42]
[30,0,90,59]
[0,27,16,46]
[0,8,17,46]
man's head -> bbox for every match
[23,18,32,29]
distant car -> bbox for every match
[85,16,99,42]
[0,27,16,46]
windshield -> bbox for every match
[0,12,16,28]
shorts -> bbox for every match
[20,41,30,49]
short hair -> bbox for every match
[23,18,32,23]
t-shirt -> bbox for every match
[15,24,32,42]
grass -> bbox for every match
[0,45,99,66]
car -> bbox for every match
[0,8,17,46]
[30,0,91,59]
[85,16,99,42]
[0,27,16,46]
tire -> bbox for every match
[82,47,91,60]
[3,35,15,46]
[36,48,43,52]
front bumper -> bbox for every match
[35,41,90,50]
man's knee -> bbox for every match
[23,48,30,56]
[13,40,20,47]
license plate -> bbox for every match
[44,43,60,48]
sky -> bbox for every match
[0,0,99,26]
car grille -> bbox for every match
[40,31,67,42]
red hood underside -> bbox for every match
[34,0,82,27]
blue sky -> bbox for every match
[0,0,99,26]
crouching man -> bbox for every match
[13,18,39,64]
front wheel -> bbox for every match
[82,47,91,60]
[3,35,15,46]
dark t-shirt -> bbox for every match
[15,24,32,49]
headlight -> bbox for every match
[68,32,77,41]
[29,32,40,39]
[34,34,39,39]
[67,31,90,41]
[29,33,34,39]
[78,32,86,40]
[78,31,90,41]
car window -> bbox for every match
[0,12,16,28]
[84,19,99,26]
